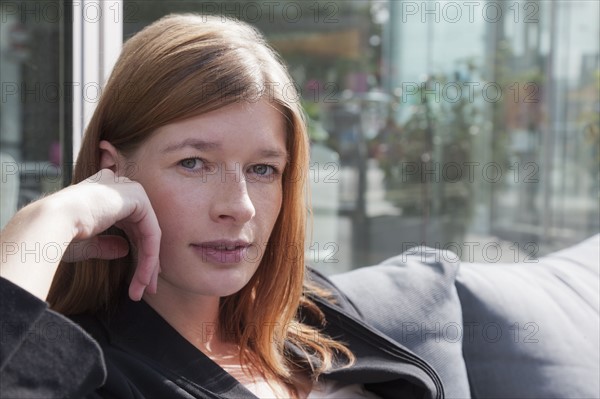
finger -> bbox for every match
[147,263,160,295]
[63,236,130,262]
[128,277,146,301]
[128,243,160,301]
[127,206,162,301]
[128,278,145,301]
[128,257,159,300]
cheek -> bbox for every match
[255,185,283,230]
[144,183,203,236]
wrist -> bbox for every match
[27,192,81,244]
[0,195,77,300]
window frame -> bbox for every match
[71,0,122,163]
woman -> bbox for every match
[0,14,443,398]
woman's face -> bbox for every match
[123,100,288,299]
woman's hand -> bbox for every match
[0,169,161,301]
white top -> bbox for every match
[307,380,382,399]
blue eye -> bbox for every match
[179,158,203,170]
[253,164,272,175]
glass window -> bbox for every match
[0,0,71,228]
[8,1,592,272]
[121,0,599,273]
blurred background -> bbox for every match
[1,0,598,273]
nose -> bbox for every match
[209,171,256,224]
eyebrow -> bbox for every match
[161,138,288,160]
[162,139,221,153]
[258,148,289,161]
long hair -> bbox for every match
[46,14,352,393]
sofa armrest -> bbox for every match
[456,234,600,399]
[330,248,471,399]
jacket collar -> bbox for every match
[92,278,442,399]
[99,297,255,398]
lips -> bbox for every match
[191,240,251,265]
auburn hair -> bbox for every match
[46,13,353,395]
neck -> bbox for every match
[143,279,223,352]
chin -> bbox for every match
[186,264,258,298]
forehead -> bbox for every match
[136,100,288,156]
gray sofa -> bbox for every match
[330,234,600,399]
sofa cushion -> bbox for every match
[456,234,600,399]
[330,247,471,399]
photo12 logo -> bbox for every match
[400,81,540,104]
[198,2,340,24]
[1,1,140,24]
[399,1,540,24]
